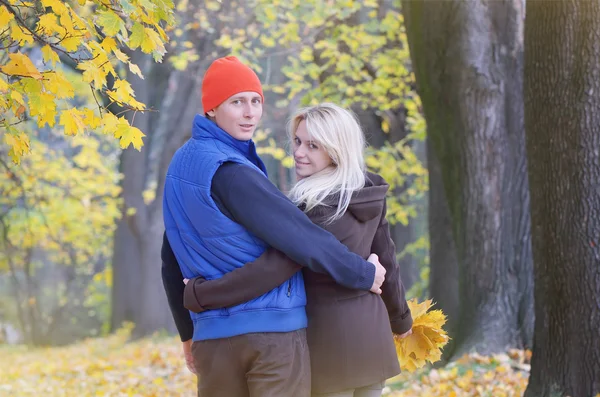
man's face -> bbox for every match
[207,91,263,141]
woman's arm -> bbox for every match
[371,200,413,335]
[160,232,194,341]
[184,248,302,313]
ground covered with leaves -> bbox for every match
[0,329,530,397]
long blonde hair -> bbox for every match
[288,103,366,224]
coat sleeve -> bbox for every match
[160,232,194,341]
[370,199,413,334]
[208,163,375,291]
[183,248,302,313]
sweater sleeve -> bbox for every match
[160,231,194,341]
[209,162,375,291]
[183,248,302,313]
[370,199,413,334]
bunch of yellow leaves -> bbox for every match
[394,298,450,372]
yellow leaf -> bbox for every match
[128,22,145,49]
[59,10,74,33]
[113,118,145,150]
[59,108,86,136]
[96,10,124,36]
[142,27,164,54]
[0,77,8,93]
[4,131,30,164]
[101,112,119,135]
[82,108,101,129]
[10,90,25,106]
[28,91,57,127]
[1,52,42,79]
[101,37,118,53]
[106,79,145,110]
[61,35,81,51]
[10,22,34,45]
[0,5,14,28]
[381,118,390,133]
[128,62,144,79]
[41,0,69,15]
[77,59,107,88]
[44,71,74,99]
[113,48,129,63]
[37,13,65,36]
[41,45,60,67]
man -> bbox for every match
[162,56,386,397]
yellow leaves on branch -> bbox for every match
[0,0,175,163]
[395,299,450,372]
[1,53,43,80]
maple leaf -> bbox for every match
[1,52,43,80]
[59,109,86,136]
[96,10,125,36]
[41,45,60,67]
[44,71,75,99]
[0,5,14,27]
[4,131,31,164]
[113,118,145,150]
[77,60,107,89]
[28,91,57,128]
[37,13,65,36]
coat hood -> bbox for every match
[309,172,389,223]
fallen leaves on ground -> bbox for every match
[0,327,195,397]
[0,327,531,397]
[385,349,531,397]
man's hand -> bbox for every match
[367,253,386,294]
[182,339,197,374]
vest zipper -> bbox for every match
[287,280,292,297]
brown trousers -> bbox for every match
[192,329,311,397]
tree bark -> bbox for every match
[427,136,460,345]
[524,2,600,396]
[402,0,533,358]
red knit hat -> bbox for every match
[201,56,264,112]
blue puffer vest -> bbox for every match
[163,115,307,341]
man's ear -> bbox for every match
[206,109,215,117]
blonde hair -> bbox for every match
[288,103,366,224]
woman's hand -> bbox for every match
[396,328,413,339]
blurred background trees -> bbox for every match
[2,0,600,395]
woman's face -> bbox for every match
[293,120,333,180]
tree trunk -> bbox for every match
[427,136,460,345]
[524,2,600,396]
[110,53,206,337]
[402,0,533,358]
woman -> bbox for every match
[183,103,413,397]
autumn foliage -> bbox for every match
[395,299,449,372]
[0,0,175,163]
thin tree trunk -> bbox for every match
[402,0,532,358]
[524,2,600,396]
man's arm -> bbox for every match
[184,248,301,313]
[208,162,376,291]
[160,231,194,341]
[370,200,413,335]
